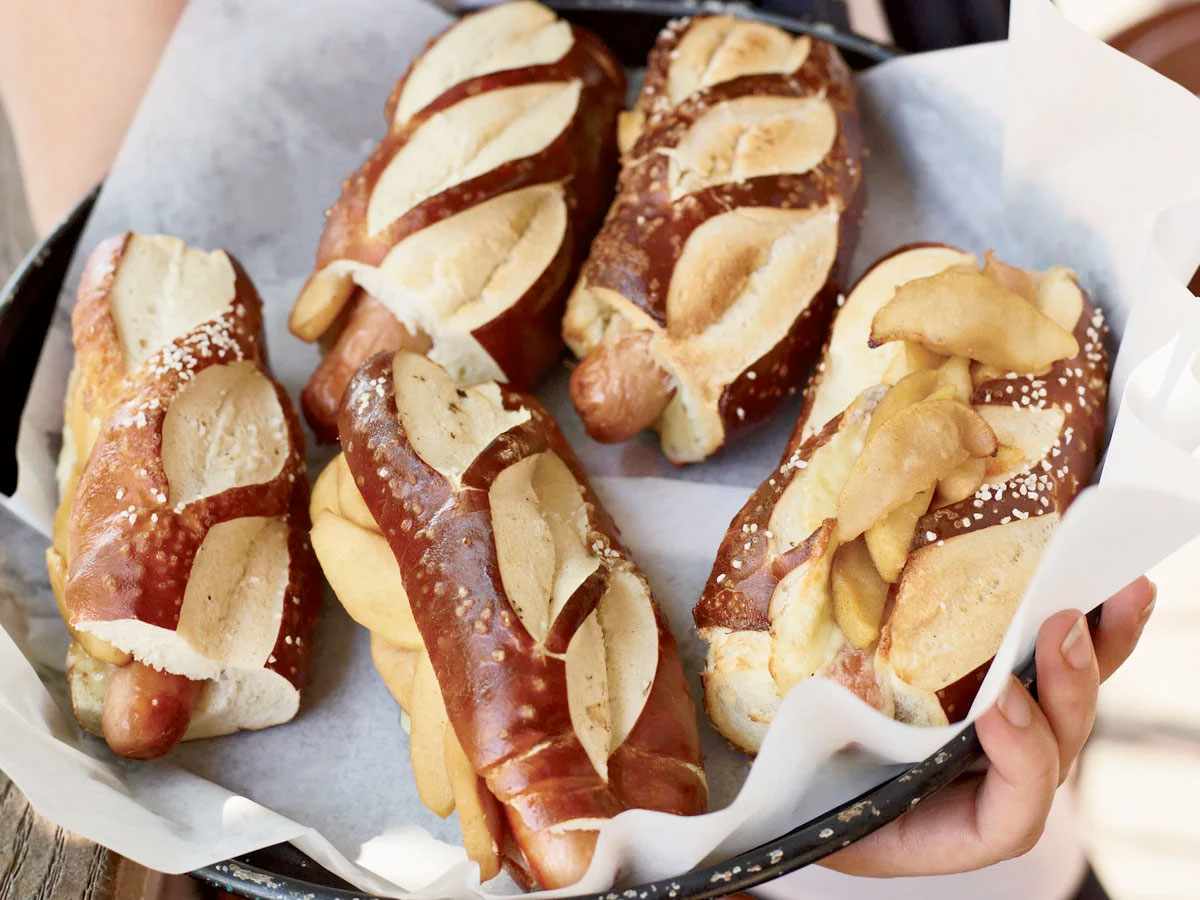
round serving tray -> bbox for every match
[0,4,1046,899]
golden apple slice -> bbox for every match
[982,250,1036,302]
[987,443,1028,477]
[311,456,341,520]
[411,651,455,818]
[1033,266,1084,333]
[869,360,971,440]
[310,510,423,649]
[72,629,132,667]
[864,487,932,583]
[335,453,380,532]
[867,369,940,438]
[971,362,1009,388]
[881,341,947,384]
[923,384,959,403]
[935,457,987,506]
[831,538,889,649]
[837,399,998,543]
[370,633,420,712]
[936,356,972,402]
[289,269,356,342]
[870,267,1080,373]
[444,725,503,882]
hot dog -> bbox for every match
[289,0,624,441]
[309,350,706,886]
[693,245,1110,750]
[51,233,321,759]
[563,14,864,463]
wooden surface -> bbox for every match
[0,777,177,900]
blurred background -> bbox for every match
[0,1,1197,898]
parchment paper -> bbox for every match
[2,0,1199,896]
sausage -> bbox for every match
[101,661,205,760]
[60,233,321,759]
[569,331,674,444]
[503,811,596,891]
[300,293,431,441]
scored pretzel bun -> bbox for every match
[563,14,864,463]
[290,0,624,442]
[48,234,321,760]
[311,351,705,888]
[693,245,1110,751]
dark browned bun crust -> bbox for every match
[694,242,1110,730]
[566,18,865,460]
[339,351,704,885]
[298,13,625,441]
[65,238,321,692]
[583,38,861,330]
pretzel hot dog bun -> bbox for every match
[693,245,1110,751]
[315,351,705,887]
[50,234,321,759]
[291,0,624,441]
[563,15,864,463]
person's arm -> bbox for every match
[0,0,187,234]
[823,576,1156,876]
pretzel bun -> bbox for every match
[693,245,1110,751]
[315,351,705,887]
[291,0,624,441]
[563,15,864,463]
[50,234,320,759]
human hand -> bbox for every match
[822,576,1157,877]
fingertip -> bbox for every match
[1037,609,1088,653]
[1036,609,1096,676]
[975,678,1031,756]
[1103,575,1155,622]
[996,676,1033,729]
[1095,576,1157,682]
[1137,578,1157,630]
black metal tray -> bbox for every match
[0,3,1042,899]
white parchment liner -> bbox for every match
[1,0,1199,896]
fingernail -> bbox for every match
[997,678,1032,728]
[1137,581,1158,629]
[1061,615,1093,670]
